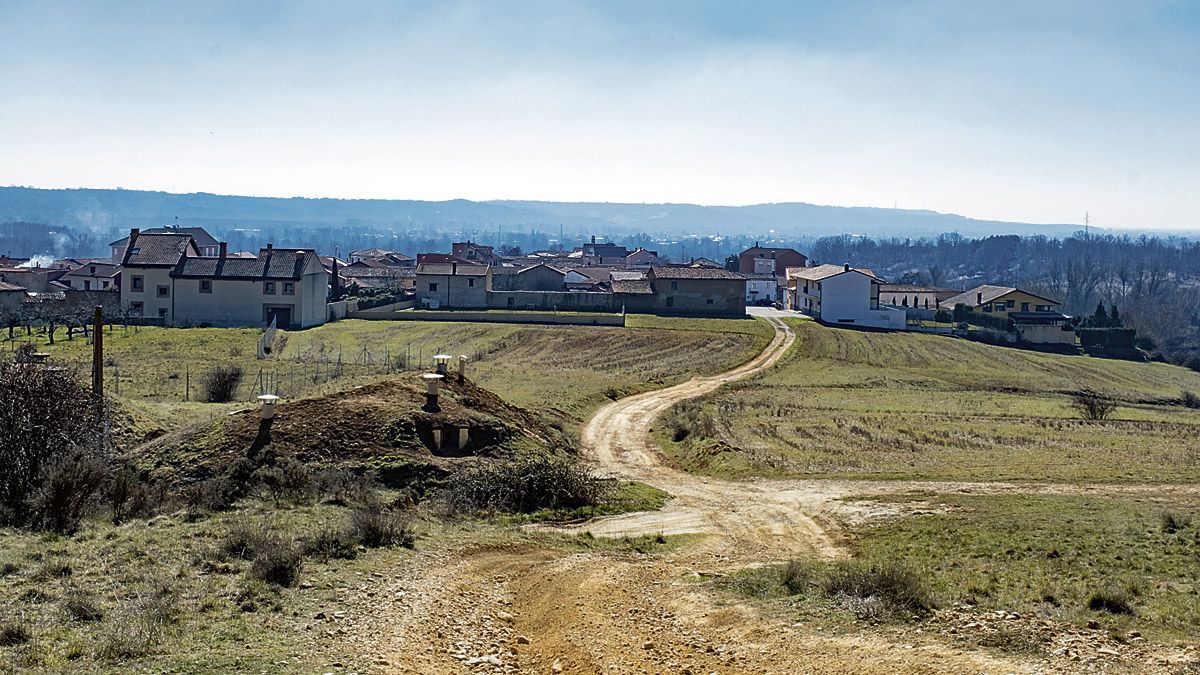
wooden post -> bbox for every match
[91,306,103,400]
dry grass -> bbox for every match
[660,320,1200,482]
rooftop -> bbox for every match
[123,233,196,266]
[650,266,745,280]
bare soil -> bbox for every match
[338,318,1197,674]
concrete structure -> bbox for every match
[488,264,566,292]
[119,231,199,320]
[0,281,26,311]
[111,225,219,262]
[1011,312,1076,345]
[452,242,501,264]
[616,266,746,316]
[119,229,327,328]
[0,266,62,293]
[879,284,960,311]
[415,262,487,308]
[940,285,1060,318]
[738,245,808,281]
[743,272,778,305]
[62,261,120,292]
[787,264,905,329]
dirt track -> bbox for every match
[346,318,1188,674]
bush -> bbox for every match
[1160,510,1192,534]
[1182,391,1200,409]
[109,464,170,524]
[1071,390,1117,420]
[780,559,813,595]
[348,504,415,548]
[444,455,613,514]
[27,449,109,533]
[184,477,239,513]
[219,523,277,561]
[252,458,316,505]
[0,362,101,528]
[249,541,303,588]
[63,590,104,622]
[201,364,243,403]
[821,560,933,618]
[1088,588,1137,616]
[0,619,31,646]
[303,526,360,561]
[315,468,377,506]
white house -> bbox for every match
[786,264,905,329]
[119,229,328,329]
[743,272,778,305]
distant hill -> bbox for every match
[0,186,1088,239]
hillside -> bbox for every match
[0,186,1086,239]
[660,319,1200,482]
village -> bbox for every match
[2,224,1104,353]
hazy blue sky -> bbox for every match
[1,1,1198,229]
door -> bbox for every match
[264,306,293,328]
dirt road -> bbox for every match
[346,318,1187,674]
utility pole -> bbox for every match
[91,306,103,400]
[1084,211,1090,237]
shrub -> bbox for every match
[315,468,377,506]
[201,364,243,403]
[303,526,360,561]
[0,362,101,528]
[108,464,169,524]
[252,458,316,505]
[184,477,239,513]
[1160,510,1192,534]
[348,504,415,548]
[219,523,277,561]
[821,560,933,618]
[780,559,813,595]
[1088,588,1137,616]
[1071,390,1117,420]
[1182,391,1200,409]
[27,449,109,533]
[0,619,31,646]
[63,590,104,622]
[248,540,303,587]
[444,455,613,514]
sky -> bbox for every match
[1,1,1198,230]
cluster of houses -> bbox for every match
[1,226,1074,346]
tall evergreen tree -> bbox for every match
[1092,302,1109,327]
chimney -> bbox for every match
[591,234,596,244]
[219,242,227,259]
[843,263,850,272]
[977,292,983,305]
[451,261,457,275]
[130,228,140,238]
[266,243,273,252]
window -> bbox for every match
[129,301,143,315]
[200,279,212,293]
[156,285,169,298]
[131,275,143,291]
[264,281,276,295]
[83,280,91,290]
[1021,302,1029,312]
[665,297,674,307]
[282,282,295,295]
[982,303,993,312]
[1007,300,1016,308]
[428,282,438,292]
[1037,304,1052,312]
[706,298,714,305]
[157,307,168,318]
[670,281,678,291]
[89,266,96,274]
[468,278,475,288]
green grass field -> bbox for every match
[659,319,1200,482]
[5,316,771,439]
[724,490,1200,648]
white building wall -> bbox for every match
[816,272,906,330]
[121,267,174,320]
[745,278,777,303]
